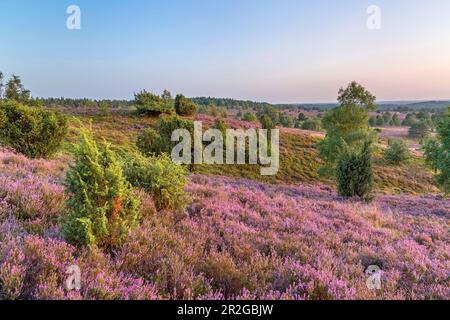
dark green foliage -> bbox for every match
[136,128,162,156]
[123,152,189,211]
[318,82,377,176]
[0,72,4,99]
[99,101,109,117]
[175,94,197,116]
[4,75,30,103]
[391,114,401,126]
[242,112,257,122]
[0,100,67,158]
[134,90,174,115]
[301,118,322,131]
[402,113,417,126]
[257,106,280,125]
[259,114,276,130]
[336,141,374,200]
[298,113,307,121]
[423,107,450,195]
[384,139,410,165]
[61,127,140,249]
[136,115,194,156]
[279,114,295,128]
[337,81,377,111]
[408,121,431,139]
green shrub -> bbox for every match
[301,118,322,131]
[60,127,140,249]
[408,121,431,139]
[0,100,67,159]
[134,90,173,115]
[242,112,257,122]
[123,152,189,211]
[336,142,374,200]
[136,128,162,156]
[423,107,449,195]
[175,94,197,116]
[259,115,275,130]
[384,139,410,165]
[137,115,194,156]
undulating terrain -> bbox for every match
[0,109,448,300]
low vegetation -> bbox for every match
[0,100,67,159]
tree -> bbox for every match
[0,71,4,99]
[298,113,307,121]
[423,107,449,195]
[382,112,392,125]
[301,118,322,131]
[61,127,140,249]
[409,121,431,139]
[174,94,197,116]
[317,82,377,176]
[5,75,30,103]
[161,89,173,102]
[242,112,257,122]
[134,90,173,115]
[279,114,295,128]
[391,114,401,126]
[402,113,417,126]
[336,141,374,201]
[259,114,275,131]
[99,101,109,117]
[375,115,384,126]
[337,81,377,112]
[384,139,410,165]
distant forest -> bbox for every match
[34,96,449,113]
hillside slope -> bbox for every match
[0,148,448,300]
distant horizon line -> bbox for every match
[32,95,450,106]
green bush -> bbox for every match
[242,112,257,122]
[137,115,194,156]
[0,100,67,159]
[136,128,162,156]
[423,107,449,195]
[60,127,140,249]
[408,121,431,139]
[336,142,374,201]
[259,115,276,130]
[175,94,197,116]
[134,90,173,115]
[123,152,189,211]
[301,118,322,131]
[384,139,410,165]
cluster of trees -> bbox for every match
[369,112,402,127]
[134,90,197,117]
[39,97,133,109]
[191,97,272,110]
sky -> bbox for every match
[1,0,450,103]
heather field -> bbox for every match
[0,146,448,300]
[2,2,450,305]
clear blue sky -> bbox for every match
[1,0,450,103]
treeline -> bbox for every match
[37,97,133,109]
[191,97,273,110]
